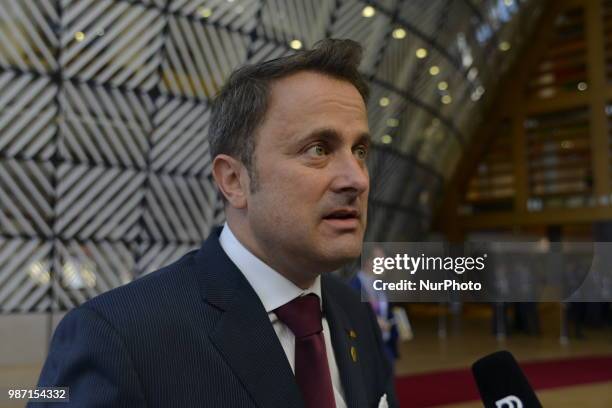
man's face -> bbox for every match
[245,71,370,278]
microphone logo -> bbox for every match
[495,395,523,408]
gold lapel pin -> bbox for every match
[348,329,357,339]
[350,346,358,362]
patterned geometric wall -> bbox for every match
[0,0,538,313]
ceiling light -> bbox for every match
[74,31,85,42]
[577,82,587,91]
[499,41,511,51]
[381,134,392,144]
[290,39,302,50]
[441,95,452,104]
[362,6,376,18]
[416,48,428,59]
[462,55,473,67]
[392,28,406,40]
[471,86,485,101]
[437,81,448,91]
[379,97,390,107]
[538,88,556,98]
[429,66,440,76]
[386,118,399,127]
[467,67,478,81]
[198,7,212,18]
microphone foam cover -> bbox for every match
[471,350,542,408]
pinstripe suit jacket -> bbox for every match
[32,227,398,407]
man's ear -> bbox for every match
[212,154,249,209]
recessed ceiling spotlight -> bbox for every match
[362,6,376,18]
[416,48,428,59]
[386,118,399,127]
[392,28,406,39]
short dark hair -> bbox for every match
[208,38,369,191]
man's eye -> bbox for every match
[354,146,368,160]
[307,144,328,157]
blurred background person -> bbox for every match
[350,246,400,366]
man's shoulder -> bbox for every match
[78,249,202,325]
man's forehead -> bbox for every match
[268,70,367,110]
[255,71,369,146]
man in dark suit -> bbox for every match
[33,39,398,407]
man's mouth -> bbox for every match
[322,209,361,230]
[323,208,360,219]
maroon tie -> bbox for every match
[274,294,336,408]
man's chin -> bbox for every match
[320,241,362,265]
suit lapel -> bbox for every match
[322,275,369,407]
[209,278,304,408]
[195,228,303,408]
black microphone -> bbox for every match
[472,350,542,408]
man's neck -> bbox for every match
[224,220,318,290]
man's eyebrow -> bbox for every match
[300,128,341,143]
[299,128,372,146]
[357,132,372,147]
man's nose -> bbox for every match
[330,150,369,195]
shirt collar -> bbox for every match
[219,222,322,313]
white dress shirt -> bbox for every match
[219,223,347,408]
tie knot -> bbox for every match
[274,294,323,338]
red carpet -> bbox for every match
[395,355,612,407]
